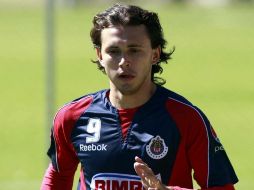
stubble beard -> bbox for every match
[114,74,152,96]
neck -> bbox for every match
[109,83,157,109]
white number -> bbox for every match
[86,118,101,143]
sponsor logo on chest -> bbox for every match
[90,173,161,190]
[79,143,107,152]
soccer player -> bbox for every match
[41,4,238,190]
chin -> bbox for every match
[118,84,141,95]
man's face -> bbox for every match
[97,25,160,95]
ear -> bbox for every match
[96,47,104,67]
[152,46,161,65]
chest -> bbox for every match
[71,104,180,185]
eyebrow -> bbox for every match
[107,46,119,49]
[128,44,143,48]
[107,44,143,48]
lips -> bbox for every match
[119,74,133,78]
[118,72,135,80]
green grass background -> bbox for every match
[0,2,253,189]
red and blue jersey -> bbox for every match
[41,86,238,190]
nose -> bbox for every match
[119,55,130,67]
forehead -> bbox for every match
[100,25,151,47]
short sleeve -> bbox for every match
[187,107,238,188]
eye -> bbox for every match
[129,48,141,54]
[107,48,121,55]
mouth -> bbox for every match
[118,73,135,80]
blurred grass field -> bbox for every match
[0,2,253,190]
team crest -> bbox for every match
[146,136,168,159]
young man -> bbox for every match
[41,4,238,190]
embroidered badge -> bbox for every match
[146,135,168,159]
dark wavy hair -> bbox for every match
[90,4,175,86]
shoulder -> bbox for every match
[161,87,210,135]
[160,86,205,118]
[159,86,194,113]
[53,90,106,133]
[55,95,93,123]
